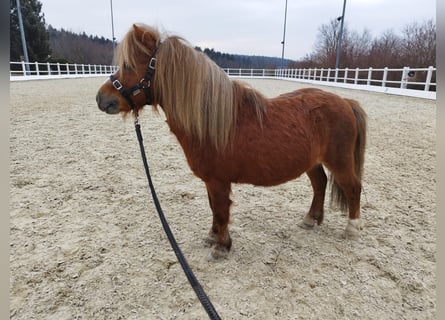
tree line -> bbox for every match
[196,47,293,69]
[292,18,435,69]
[11,0,435,70]
[46,25,114,65]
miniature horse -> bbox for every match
[96,24,367,260]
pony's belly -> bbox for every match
[233,157,310,186]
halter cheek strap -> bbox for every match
[109,74,140,109]
[110,46,159,112]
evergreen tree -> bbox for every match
[10,0,51,61]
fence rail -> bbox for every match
[10,61,436,99]
[224,66,436,99]
[10,61,118,80]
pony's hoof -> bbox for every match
[300,213,316,229]
[207,245,229,261]
[204,234,217,248]
[344,219,363,239]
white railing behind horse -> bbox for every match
[224,66,436,100]
[10,61,435,100]
[10,61,118,81]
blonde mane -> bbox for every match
[117,24,268,152]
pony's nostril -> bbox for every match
[98,98,120,114]
[96,92,118,114]
[97,94,120,114]
[105,100,119,114]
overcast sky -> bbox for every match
[38,0,436,60]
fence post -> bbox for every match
[334,68,338,82]
[344,68,348,83]
[327,68,331,82]
[319,68,324,81]
[354,68,359,84]
[47,62,51,75]
[382,67,388,87]
[21,61,26,76]
[425,66,434,91]
[366,67,373,86]
[401,67,409,89]
[57,63,61,75]
[35,62,40,76]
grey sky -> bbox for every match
[39,0,436,60]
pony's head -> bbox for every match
[96,24,161,115]
[97,23,267,152]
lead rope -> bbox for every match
[134,118,222,320]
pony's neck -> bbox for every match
[153,36,237,152]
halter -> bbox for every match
[109,46,159,113]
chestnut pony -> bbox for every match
[96,24,367,260]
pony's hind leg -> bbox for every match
[330,169,363,239]
[302,164,327,228]
[205,180,232,260]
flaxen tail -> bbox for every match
[329,99,367,212]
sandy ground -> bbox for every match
[10,77,436,319]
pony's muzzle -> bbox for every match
[96,92,120,114]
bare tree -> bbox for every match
[368,30,403,67]
[401,19,436,67]
[299,18,435,71]
[343,28,373,67]
[313,19,348,67]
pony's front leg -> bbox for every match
[205,180,232,260]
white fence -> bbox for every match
[10,61,436,99]
[224,66,436,100]
[10,61,118,81]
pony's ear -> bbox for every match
[133,24,156,48]
[133,24,144,40]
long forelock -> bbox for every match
[114,24,160,73]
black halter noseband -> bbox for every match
[110,46,159,112]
